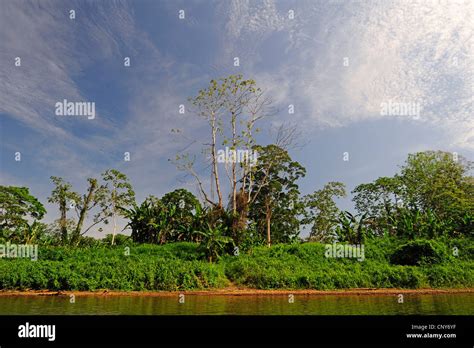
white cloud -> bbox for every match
[1,0,472,236]
[221,0,473,149]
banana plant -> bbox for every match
[23,221,44,244]
[387,208,449,239]
[194,224,234,262]
[334,211,369,244]
[6,220,46,244]
[121,201,163,244]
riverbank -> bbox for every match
[1,287,473,297]
[0,240,472,291]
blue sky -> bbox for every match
[0,0,472,237]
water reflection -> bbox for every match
[1,294,472,315]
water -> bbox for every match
[1,293,472,315]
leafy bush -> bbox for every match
[101,233,133,246]
[443,236,474,261]
[75,236,102,248]
[0,239,471,291]
[195,224,234,262]
[225,239,471,289]
[0,244,227,291]
[389,239,449,266]
[363,235,399,262]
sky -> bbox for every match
[0,0,472,237]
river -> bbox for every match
[1,293,472,315]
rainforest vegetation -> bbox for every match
[0,76,472,291]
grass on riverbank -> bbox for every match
[0,238,472,291]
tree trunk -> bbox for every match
[232,112,237,214]
[59,198,67,244]
[211,114,223,208]
[111,213,117,246]
[72,179,97,245]
[111,186,117,246]
[266,200,272,247]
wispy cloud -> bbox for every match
[0,0,472,236]
[217,0,473,149]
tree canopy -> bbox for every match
[0,186,46,230]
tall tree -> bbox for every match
[352,151,474,237]
[398,151,473,219]
[48,176,108,245]
[101,169,135,245]
[175,75,271,211]
[48,177,79,244]
[352,176,401,234]
[0,186,46,242]
[161,188,202,242]
[303,182,346,242]
[246,144,306,246]
[70,178,109,246]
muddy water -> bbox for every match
[1,293,472,315]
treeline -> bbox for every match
[0,238,472,291]
[0,76,472,264]
[0,150,472,261]
[0,76,473,291]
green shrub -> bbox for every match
[389,239,449,266]
[225,240,471,289]
[0,240,471,291]
[443,237,474,261]
[101,233,134,246]
[0,244,227,291]
[363,236,399,262]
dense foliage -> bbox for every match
[247,144,306,245]
[0,74,472,292]
[224,238,472,289]
[0,239,471,291]
[389,239,448,266]
[353,151,473,239]
[0,244,227,291]
[0,186,46,241]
